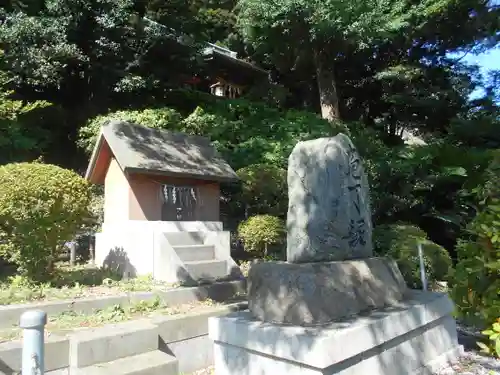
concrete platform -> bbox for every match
[209,291,462,375]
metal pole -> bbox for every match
[418,242,428,291]
[20,310,47,375]
[69,241,76,266]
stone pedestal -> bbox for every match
[248,257,408,325]
[209,291,462,375]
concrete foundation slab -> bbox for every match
[209,291,462,375]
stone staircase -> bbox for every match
[68,320,179,375]
[25,300,249,375]
[168,232,229,282]
[74,351,178,375]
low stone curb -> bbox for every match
[0,280,245,329]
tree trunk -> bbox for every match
[314,49,340,122]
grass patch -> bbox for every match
[0,261,243,305]
[0,294,246,342]
[0,263,179,305]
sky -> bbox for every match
[462,47,500,78]
[453,0,500,98]
[463,0,500,98]
[462,47,500,98]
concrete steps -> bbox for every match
[174,244,215,262]
[165,231,205,246]
[74,350,178,375]
[184,260,227,281]
[168,231,229,282]
[69,320,179,375]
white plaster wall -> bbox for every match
[95,225,154,278]
[103,158,130,223]
[96,220,229,282]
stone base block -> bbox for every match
[209,291,462,375]
[248,257,408,325]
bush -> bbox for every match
[450,200,500,329]
[88,185,104,231]
[479,319,500,357]
[238,215,285,257]
[78,107,183,154]
[373,224,453,288]
[450,152,500,330]
[0,162,92,281]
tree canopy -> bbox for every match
[236,0,499,128]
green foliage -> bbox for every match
[236,164,287,217]
[0,162,92,281]
[0,69,53,163]
[234,0,486,122]
[238,215,285,256]
[451,200,500,328]
[449,73,500,149]
[449,113,500,149]
[479,319,500,358]
[475,150,500,201]
[373,224,453,288]
[182,100,346,169]
[80,97,344,171]
[451,153,500,330]
[87,186,105,232]
[237,0,455,44]
[355,126,494,228]
[78,107,183,154]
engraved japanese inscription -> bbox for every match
[286,134,373,263]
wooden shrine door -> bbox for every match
[161,185,199,221]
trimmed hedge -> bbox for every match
[373,223,453,288]
[238,215,285,257]
[0,162,91,280]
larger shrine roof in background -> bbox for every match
[85,120,239,184]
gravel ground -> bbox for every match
[190,367,214,375]
[434,351,500,375]
[191,353,500,375]
[433,323,500,375]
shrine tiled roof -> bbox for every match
[85,120,239,184]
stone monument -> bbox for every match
[209,134,462,375]
[287,134,372,263]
